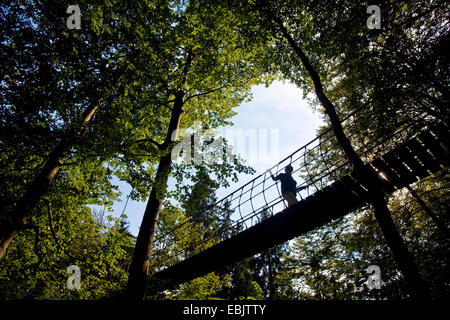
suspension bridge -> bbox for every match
[148,110,449,291]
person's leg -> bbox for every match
[283,191,298,207]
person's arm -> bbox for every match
[266,169,278,181]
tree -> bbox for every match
[125,1,272,300]
[236,0,436,299]
[0,202,135,299]
[176,272,232,300]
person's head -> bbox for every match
[285,165,293,174]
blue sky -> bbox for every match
[111,80,324,236]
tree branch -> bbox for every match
[17,222,42,275]
[184,84,230,103]
[133,137,165,150]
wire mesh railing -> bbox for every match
[150,108,438,272]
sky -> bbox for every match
[110,80,325,237]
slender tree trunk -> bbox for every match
[268,10,430,299]
[125,91,185,300]
[126,51,193,300]
[0,63,130,260]
[267,249,274,300]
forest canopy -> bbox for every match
[0,0,448,301]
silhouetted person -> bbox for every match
[267,165,298,207]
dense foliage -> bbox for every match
[0,0,448,300]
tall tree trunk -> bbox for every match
[268,10,430,299]
[126,52,193,300]
[0,63,130,260]
[125,91,185,300]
